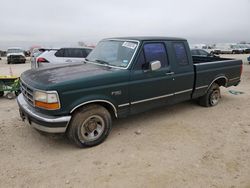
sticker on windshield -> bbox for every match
[120,60,128,67]
[122,42,137,50]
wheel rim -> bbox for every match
[79,115,105,142]
[210,90,220,106]
[6,92,14,99]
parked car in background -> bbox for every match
[7,47,26,64]
[238,44,250,54]
[31,47,93,69]
[191,44,215,54]
[231,44,244,54]
[247,56,250,64]
[30,48,48,69]
[214,43,245,54]
[191,49,218,57]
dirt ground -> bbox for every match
[0,55,250,188]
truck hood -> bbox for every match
[21,63,126,90]
[7,52,25,57]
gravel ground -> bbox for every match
[0,55,250,188]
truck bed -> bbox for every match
[192,56,231,64]
[192,56,242,99]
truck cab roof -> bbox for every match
[106,36,186,42]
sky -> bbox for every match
[0,0,250,50]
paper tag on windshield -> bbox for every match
[122,42,137,50]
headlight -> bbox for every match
[34,91,47,102]
[34,91,60,110]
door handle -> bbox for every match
[165,72,175,75]
[66,59,72,63]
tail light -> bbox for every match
[240,63,243,76]
[37,57,49,63]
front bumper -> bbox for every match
[17,94,71,133]
[8,56,26,63]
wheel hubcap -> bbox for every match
[210,90,220,105]
[79,115,105,142]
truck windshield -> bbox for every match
[86,40,138,68]
[7,49,23,53]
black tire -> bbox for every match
[0,91,4,97]
[15,90,21,96]
[6,92,15,99]
[199,83,220,107]
[67,104,112,148]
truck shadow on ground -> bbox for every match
[29,100,201,149]
[26,94,238,149]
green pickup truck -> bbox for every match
[17,37,242,147]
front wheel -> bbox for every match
[199,83,221,107]
[15,90,21,96]
[67,104,112,148]
[6,92,15,99]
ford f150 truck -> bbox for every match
[17,37,242,147]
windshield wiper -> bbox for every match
[95,59,110,66]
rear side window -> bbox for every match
[191,50,198,56]
[199,50,209,56]
[173,43,189,65]
[144,43,168,67]
[64,49,84,58]
[55,49,64,57]
[85,49,92,56]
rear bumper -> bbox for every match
[17,94,71,133]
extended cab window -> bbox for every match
[173,43,189,65]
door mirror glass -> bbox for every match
[150,60,161,71]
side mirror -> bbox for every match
[150,60,161,71]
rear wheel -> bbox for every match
[0,91,4,97]
[199,83,220,107]
[67,104,112,148]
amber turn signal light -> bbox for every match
[35,101,60,110]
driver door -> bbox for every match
[129,42,176,114]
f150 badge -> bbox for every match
[111,90,122,96]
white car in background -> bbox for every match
[7,47,26,64]
[213,43,243,54]
[30,48,48,69]
[31,47,93,69]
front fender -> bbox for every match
[66,94,118,117]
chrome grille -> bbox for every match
[20,80,34,106]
